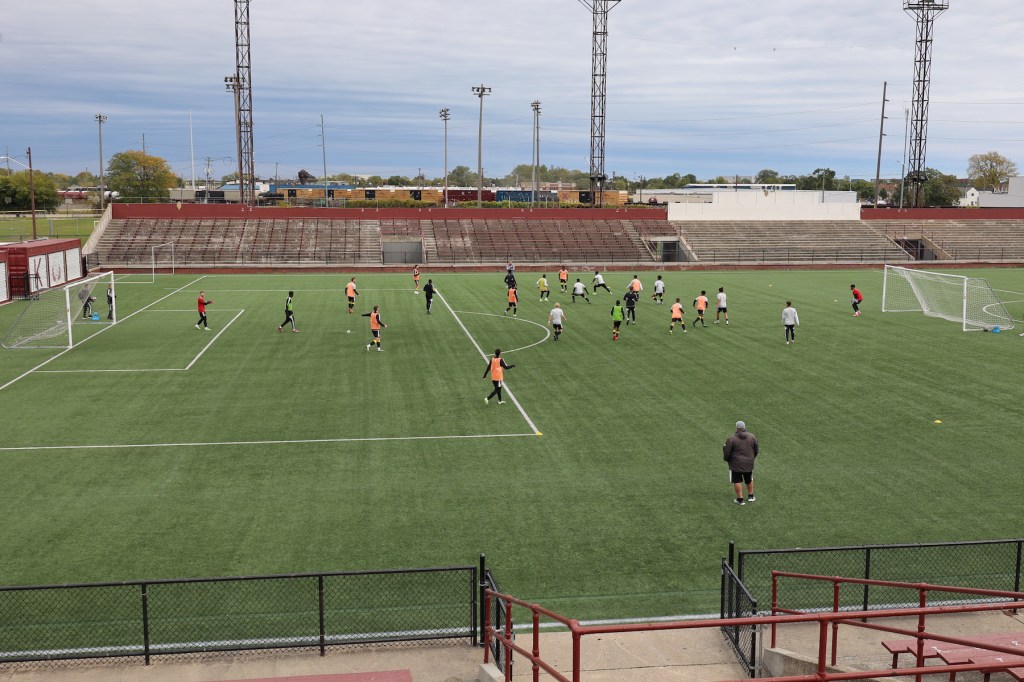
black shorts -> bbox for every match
[559,277,567,283]
[718,307,727,313]
[371,329,381,339]
[552,324,562,331]
[348,297,355,304]
[612,320,622,330]
[730,471,753,484]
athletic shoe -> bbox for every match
[748,496,756,503]
[195,324,200,329]
[503,310,507,316]
[714,320,719,324]
[366,344,371,351]
[726,321,729,325]
[669,330,673,335]
[484,397,489,404]
[497,401,505,405]
[786,341,790,345]
[377,347,383,352]
[414,290,419,294]
[278,327,283,332]
[205,327,211,331]
[733,498,745,506]
[292,329,300,333]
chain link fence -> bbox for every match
[736,538,1024,614]
[720,559,758,677]
[0,566,477,666]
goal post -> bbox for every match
[882,265,1015,332]
[1,272,117,349]
[116,241,175,284]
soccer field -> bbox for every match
[0,267,1021,620]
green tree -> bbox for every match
[0,170,60,212]
[448,165,476,187]
[921,168,961,207]
[385,175,410,186]
[72,171,98,187]
[106,151,177,202]
[297,169,314,185]
[755,168,781,184]
[967,151,1018,192]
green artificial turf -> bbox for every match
[0,268,1022,623]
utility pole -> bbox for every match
[26,147,37,240]
[95,114,107,212]
[472,84,491,208]
[320,114,329,207]
[439,108,450,207]
[531,101,541,208]
[904,0,949,207]
[899,107,910,209]
[873,81,888,208]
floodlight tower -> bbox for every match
[531,101,541,208]
[904,0,949,208]
[227,0,255,207]
[579,0,621,208]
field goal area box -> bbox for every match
[0,250,9,304]
[0,238,84,298]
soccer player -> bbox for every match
[624,288,639,325]
[571,279,591,304]
[850,284,864,316]
[782,300,799,344]
[610,300,625,340]
[715,287,729,324]
[362,305,387,351]
[592,270,612,294]
[558,266,569,293]
[693,290,709,328]
[669,298,687,334]
[345,277,358,314]
[412,266,421,294]
[278,290,298,332]
[106,284,115,320]
[548,302,566,341]
[652,275,665,304]
[629,274,643,297]
[423,278,436,314]
[80,289,95,319]
[504,285,518,316]
[483,348,515,404]
[195,290,212,330]
[537,274,551,300]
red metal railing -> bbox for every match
[484,578,1024,682]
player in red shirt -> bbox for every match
[195,290,212,330]
[850,284,864,317]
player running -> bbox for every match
[715,287,729,325]
[483,348,515,405]
[412,266,421,293]
[278,290,299,332]
[548,303,566,341]
[593,270,612,294]
[345,278,358,314]
[669,298,687,334]
[624,288,639,325]
[504,285,518,316]
[423,279,436,314]
[628,274,643,297]
[782,300,800,344]
[537,274,551,300]
[362,305,387,351]
[558,267,569,293]
[850,284,864,317]
[610,300,625,340]
[571,279,591,304]
[693,290,709,328]
[652,275,665,304]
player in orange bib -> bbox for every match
[361,305,387,351]
[483,348,515,405]
[413,266,421,293]
[504,286,518,317]
[693,290,709,328]
[669,298,687,335]
[558,267,569,293]
[345,278,358,314]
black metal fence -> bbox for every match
[720,559,758,677]
[0,565,477,666]
[736,538,1024,615]
[479,556,509,674]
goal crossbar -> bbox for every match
[116,242,175,284]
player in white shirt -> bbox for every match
[592,270,612,294]
[571,279,591,304]
[548,303,566,341]
[652,276,666,304]
[781,301,799,344]
[715,287,729,324]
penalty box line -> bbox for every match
[435,291,542,436]
[0,432,538,453]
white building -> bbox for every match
[977,177,1024,208]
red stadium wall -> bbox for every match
[111,204,668,221]
[861,208,1024,220]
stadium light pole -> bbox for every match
[439,108,450,208]
[0,153,37,239]
[531,100,541,208]
[95,114,107,212]
[472,84,491,208]
[873,81,889,208]
[320,114,329,207]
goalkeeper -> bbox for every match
[79,289,96,319]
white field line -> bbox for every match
[0,432,538,453]
[0,276,207,393]
[33,309,247,374]
[436,292,541,436]
[454,311,551,354]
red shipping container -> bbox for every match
[0,238,84,298]
[0,250,9,304]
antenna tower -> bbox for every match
[226,0,256,207]
[579,0,621,208]
[904,0,949,207]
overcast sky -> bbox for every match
[3,1,1022,183]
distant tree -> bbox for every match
[72,171,98,187]
[105,151,177,202]
[967,151,1017,192]
[297,169,314,185]
[921,168,961,207]
[755,168,781,184]
[46,172,73,189]
[220,172,239,183]
[385,175,410,186]
[448,165,475,187]
[708,176,728,184]
[0,170,60,211]
[365,175,385,187]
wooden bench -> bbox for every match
[884,633,1024,681]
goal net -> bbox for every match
[882,265,1015,332]
[117,242,175,284]
[1,272,117,349]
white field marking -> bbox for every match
[0,432,539,453]
[32,309,246,374]
[453,310,551,354]
[436,292,541,435]
[980,299,1022,326]
[991,288,1024,297]
[192,288,412,293]
[0,277,207,393]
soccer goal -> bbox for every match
[882,265,1015,332]
[116,242,175,284]
[1,272,117,349]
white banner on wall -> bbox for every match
[28,255,48,292]
[66,247,83,280]
[0,262,8,302]
[48,251,67,287]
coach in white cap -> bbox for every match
[723,421,759,506]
